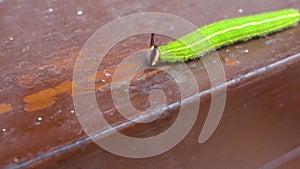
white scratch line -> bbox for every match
[259,145,300,169]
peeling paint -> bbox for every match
[24,81,72,112]
[23,61,143,112]
[0,103,12,114]
[225,57,240,66]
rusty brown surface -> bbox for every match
[0,0,300,168]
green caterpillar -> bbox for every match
[148,9,300,66]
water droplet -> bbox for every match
[169,25,175,31]
[34,117,43,126]
[2,128,6,132]
[48,8,54,12]
[244,49,249,53]
[103,69,111,77]
[77,10,83,16]
[37,116,43,121]
[238,9,243,13]
[104,72,111,77]
[22,46,30,52]
[70,110,75,114]
[13,157,19,163]
[9,37,14,41]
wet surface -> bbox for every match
[0,0,300,168]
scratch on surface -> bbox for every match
[17,47,80,88]
[259,145,300,169]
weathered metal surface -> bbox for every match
[0,0,299,168]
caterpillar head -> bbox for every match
[147,45,160,66]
